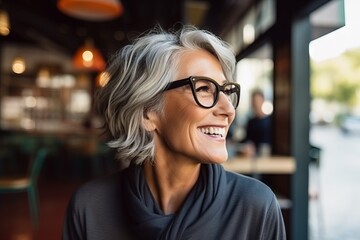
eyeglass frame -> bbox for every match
[164,76,241,109]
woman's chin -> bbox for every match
[202,151,228,164]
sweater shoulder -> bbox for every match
[225,170,276,203]
[70,170,125,209]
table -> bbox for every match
[222,155,296,174]
[223,155,296,210]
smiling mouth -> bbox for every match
[199,127,226,138]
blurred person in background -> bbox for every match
[242,89,272,157]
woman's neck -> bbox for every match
[144,158,200,215]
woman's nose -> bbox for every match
[214,92,235,116]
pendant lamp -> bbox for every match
[73,39,105,72]
[57,0,123,21]
[0,9,10,36]
[12,57,26,74]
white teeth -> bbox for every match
[200,127,225,137]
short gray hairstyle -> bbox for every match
[96,25,236,165]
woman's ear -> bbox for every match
[143,110,158,131]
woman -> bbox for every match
[62,25,286,240]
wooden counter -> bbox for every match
[222,155,296,174]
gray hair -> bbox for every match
[96,25,236,165]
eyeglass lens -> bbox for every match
[194,79,239,108]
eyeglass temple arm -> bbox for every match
[164,78,191,91]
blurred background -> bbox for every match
[0,0,359,239]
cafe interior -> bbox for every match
[0,0,345,239]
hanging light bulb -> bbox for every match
[0,9,10,36]
[73,38,105,72]
[57,0,124,21]
[12,57,26,74]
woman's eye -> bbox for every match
[196,85,210,92]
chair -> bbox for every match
[0,148,47,228]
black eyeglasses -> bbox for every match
[164,76,240,109]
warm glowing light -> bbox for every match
[73,39,105,72]
[36,68,51,88]
[12,58,26,74]
[97,71,110,87]
[24,96,37,108]
[0,10,10,36]
[82,50,94,62]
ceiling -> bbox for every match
[2,0,254,61]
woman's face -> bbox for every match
[252,93,265,116]
[153,49,235,164]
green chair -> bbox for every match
[0,148,47,228]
